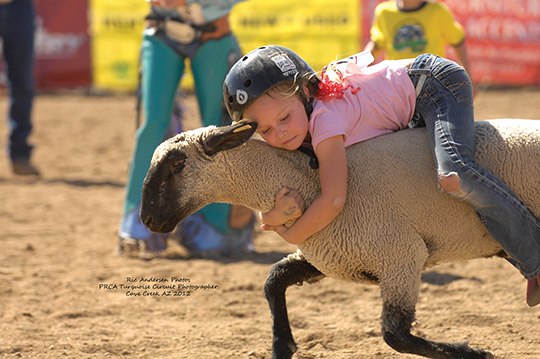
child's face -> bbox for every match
[243,90,309,151]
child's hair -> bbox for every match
[265,60,357,102]
[266,72,321,102]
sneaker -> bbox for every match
[118,206,168,257]
[12,159,40,176]
[179,212,255,255]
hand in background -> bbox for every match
[148,0,187,9]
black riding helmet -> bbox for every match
[223,45,319,123]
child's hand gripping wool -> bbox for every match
[260,187,305,227]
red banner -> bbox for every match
[361,0,540,86]
[0,0,91,90]
[34,0,91,89]
[445,0,540,86]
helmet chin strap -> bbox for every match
[298,91,318,169]
[304,99,314,119]
[300,90,314,119]
[298,145,319,169]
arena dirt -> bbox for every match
[1,88,540,358]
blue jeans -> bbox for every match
[408,54,540,279]
[0,0,36,161]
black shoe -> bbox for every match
[12,159,40,176]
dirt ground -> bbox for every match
[1,87,540,359]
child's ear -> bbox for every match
[302,84,311,99]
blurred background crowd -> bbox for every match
[3,0,539,93]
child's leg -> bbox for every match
[410,54,540,280]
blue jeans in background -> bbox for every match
[0,0,36,162]
[408,53,540,279]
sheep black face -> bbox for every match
[140,144,192,233]
[140,121,258,234]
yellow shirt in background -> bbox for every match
[370,1,465,59]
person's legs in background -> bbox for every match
[118,31,185,255]
[1,0,39,175]
[181,34,255,254]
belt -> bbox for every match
[146,15,230,45]
[415,74,427,97]
[201,15,231,43]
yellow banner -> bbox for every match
[230,0,361,74]
[90,0,147,91]
[89,0,361,91]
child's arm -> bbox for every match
[363,40,383,59]
[260,187,305,226]
[262,135,347,244]
[149,0,187,8]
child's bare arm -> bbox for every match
[262,135,347,244]
[261,187,305,226]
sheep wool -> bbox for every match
[142,119,540,359]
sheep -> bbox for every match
[140,119,540,359]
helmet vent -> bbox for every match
[244,79,252,88]
[242,56,248,61]
[228,95,234,104]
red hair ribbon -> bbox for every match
[315,64,361,101]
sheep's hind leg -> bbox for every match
[264,253,325,359]
[381,303,494,359]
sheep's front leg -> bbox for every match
[264,252,325,359]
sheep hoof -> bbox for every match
[465,349,494,359]
[448,344,494,359]
[272,337,297,359]
[445,342,494,359]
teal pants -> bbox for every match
[122,31,242,233]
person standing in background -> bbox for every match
[0,0,39,176]
[364,0,473,79]
[118,0,255,257]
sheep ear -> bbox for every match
[202,121,258,156]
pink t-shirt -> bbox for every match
[309,57,416,151]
